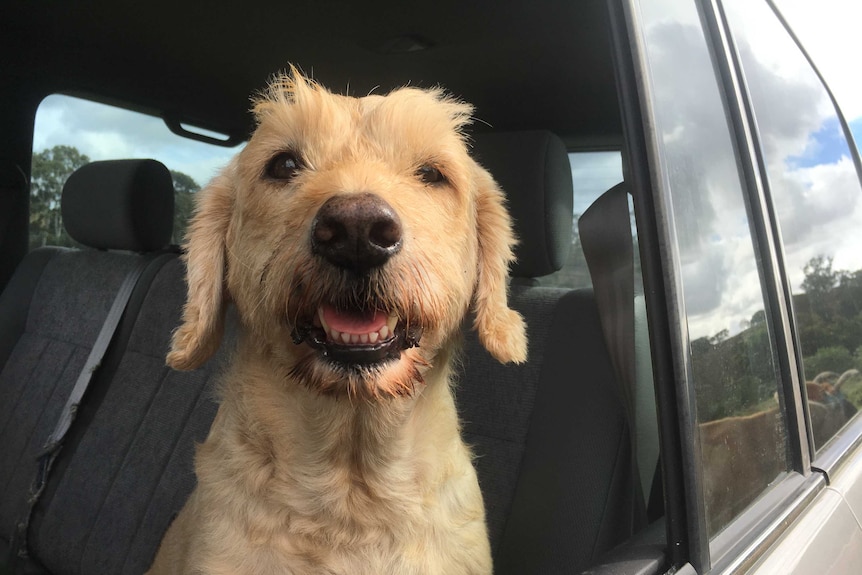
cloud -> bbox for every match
[643,9,862,341]
[775,0,862,122]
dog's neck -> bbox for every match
[208,338,463,503]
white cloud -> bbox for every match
[775,0,862,122]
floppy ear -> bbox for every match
[471,163,528,364]
[166,170,234,371]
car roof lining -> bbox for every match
[2,0,621,146]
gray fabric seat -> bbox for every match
[463,132,643,573]
[29,258,230,574]
[0,159,176,563]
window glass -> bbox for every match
[30,94,242,249]
[538,151,624,289]
[723,0,862,450]
[635,0,790,538]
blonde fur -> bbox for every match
[148,68,526,575]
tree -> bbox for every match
[30,145,90,249]
[170,170,199,244]
[802,255,838,295]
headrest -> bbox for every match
[62,159,175,251]
[471,131,573,278]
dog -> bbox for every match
[146,68,527,575]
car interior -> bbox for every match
[0,1,666,573]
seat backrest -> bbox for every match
[29,258,232,574]
[0,159,175,559]
[460,132,643,573]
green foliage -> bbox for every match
[170,170,199,244]
[802,346,857,380]
[30,145,90,249]
[29,145,200,250]
[801,255,838,296]
[843,375,862,412]
[694,254,862,420]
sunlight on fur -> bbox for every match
[148,66,527,575]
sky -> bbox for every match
[775,0,862,127]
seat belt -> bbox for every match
[10,252,168,565]
[578,182,647,531]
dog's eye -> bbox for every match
[265,152,303,181]
[417,165,446,186]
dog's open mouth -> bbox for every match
[291,304,422,366]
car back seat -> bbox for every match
[2,134,643,574]
[28,258,232,574]
[464,133,645,573]
[0,159,176,564]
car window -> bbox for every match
[634,0,791,540]
[722,0,862,451]
[30,94,242,249]
[538,151,625,289]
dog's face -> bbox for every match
[167,70,526,399]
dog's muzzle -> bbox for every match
[292,193,422,366]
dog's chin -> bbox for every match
[288,304,427,399]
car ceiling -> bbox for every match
[2,0,620,146]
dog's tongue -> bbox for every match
[322,304,387,335]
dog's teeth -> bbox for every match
[369,331,379,343]
[379,325,389,340]
[329,327,341,341]
[386,315,398,332]
[350,333,360,344]
[360,333,369,344]
[341,332,351,344]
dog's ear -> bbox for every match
[166,170,234,371]
[471,164,528,364]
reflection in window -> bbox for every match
[636,0,789,537]
[723,0,862,450]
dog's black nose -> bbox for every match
[311,193,403,273]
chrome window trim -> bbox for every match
[813,413,862,478]
[709,472,826,574]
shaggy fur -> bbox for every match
[147,68,527,575]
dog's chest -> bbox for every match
[191,373,492,574]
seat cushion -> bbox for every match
[0,250,161,549]
[29,258,231,575]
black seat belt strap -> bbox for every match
[579,182,646,531]
[12,252,166,564]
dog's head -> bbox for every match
[167,68,526,398]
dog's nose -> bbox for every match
[311,193,403,272]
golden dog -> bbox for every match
[147,69,527,575]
